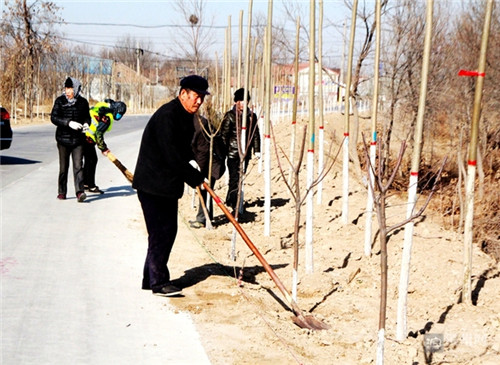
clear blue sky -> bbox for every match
[51,0,356,67]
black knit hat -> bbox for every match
[234,88,250,102]
[180,75,210,95]
[64,77,73,88]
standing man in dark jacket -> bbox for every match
[51,77,90,202]
[133,75,209,297]
[189,115,227,228]
[220,88,261,214]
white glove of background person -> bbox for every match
[82,123,90,133]
[189,160,200,171]
[68,121,83,130]
[254,152,261,159]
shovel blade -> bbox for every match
[293,313,330,330]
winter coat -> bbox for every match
[86,101,115,151]
[192,116,227,180]
[220,105,261,162]
[133,97,204,199]
[51,94,90,147]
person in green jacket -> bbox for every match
[83,99,127,194]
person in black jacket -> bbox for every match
[189,115,227,228]
[133,75,209,297]
[220,88,261,214]
[50,77,91,202]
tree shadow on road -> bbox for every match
[0,155,40,165]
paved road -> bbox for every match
[1,116,211,364]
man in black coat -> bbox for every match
[220,88,261,214]
[133,75,209,297]
[189,115,227,228]
[50,77,91,202]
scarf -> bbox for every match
[64,77,82,106]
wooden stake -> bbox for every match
[396,0,434,343]
[317,0,325,205]
[342,0,358,225]
[305,0,316,274]
[462,0,493,304]
[263,1,273,237]
[365,0,382,256]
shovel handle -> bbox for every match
[202,181,301,315]
[196,186,213,230]
[107,152,134,183]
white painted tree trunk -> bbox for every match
[258,116,264,173]
[364,142,377,256]
[305,151,315,274]
[396,173,418,340]
[342,136,349,224]
[376,328,385,365]
[462,164,476,303]
[264,135,271,236]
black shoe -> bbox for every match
[153,284,183,297]
[86,186,104,194]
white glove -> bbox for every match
[200,178,210,190]
[68,121,83,130]
[189,160,200,171]
[254,152,261,159]
[82,123,90,133]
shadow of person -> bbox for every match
[84,185,136,202]
[170,262,288,290]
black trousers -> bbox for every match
[225,157,241,210]
[83,142,98,188]
[57,143,84,195]
[226,157,249,211]
[138,190,178,291]
[195,177,215,224]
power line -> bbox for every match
[54,20,231,29]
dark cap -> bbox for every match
[234,88,250,102]
[180,75,210,95]
[64,77,73,88]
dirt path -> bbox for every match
[164,117,500,364]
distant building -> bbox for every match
[272,63,343,104]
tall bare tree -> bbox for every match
[1,0,61,117]
[172,0,215,75]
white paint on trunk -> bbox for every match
[342,136,349,224]
[364,143,376,256]
[376,328,385,365]
[306,151,315,274]
[463,164,476,303]
[264,136,271,236]
[396,173,418,340]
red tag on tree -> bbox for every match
[458,70,485,77]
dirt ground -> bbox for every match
[15,113,500,364]
[169,114,500,365]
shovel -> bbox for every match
[202,182,330,330]
[195,186,213,230]
[106,151,134,183]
